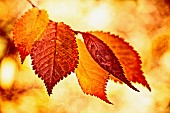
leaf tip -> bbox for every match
[147,85,151,92]
[47,89,52,96]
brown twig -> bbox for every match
[26,0,36,8]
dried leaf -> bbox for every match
[90,31,151,91]
[76,39,112,104]
[31,21,78,95]
[13,7,49,63]
[81,32,139,92]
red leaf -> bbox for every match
[31,21,78,95]
[90,31,151,91]
[81,32,139,92]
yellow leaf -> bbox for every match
[13,7,49,63]
[76,39,112,104]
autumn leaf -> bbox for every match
[13,7,49,63]
[31,21,78,95]
[90,31,151,91]
[76,39,112,104]
[80,32,140,92]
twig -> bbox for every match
[26,0,36,8]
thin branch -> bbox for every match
[26,0,36,8]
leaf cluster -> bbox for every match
[12,6,151,104]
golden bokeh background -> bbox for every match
[0,0,170,113]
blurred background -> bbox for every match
[0,0,170,113]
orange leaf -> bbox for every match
[76,39,112,104]
[90,31,151,91]
[81,32,139,92]
[13,7,49,63]
[31,21,78,95]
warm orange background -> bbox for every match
[0,0,170,113]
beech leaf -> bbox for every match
[76,39,112,104]
[31,21,78,95]
[81,32,140,92]
[90,31,151,91]
[13,7,49,63]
